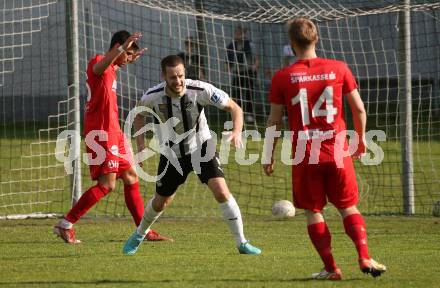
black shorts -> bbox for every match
[155,143,224,197]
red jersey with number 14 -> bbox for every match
[84,54,121,140]
[269,57,358,163]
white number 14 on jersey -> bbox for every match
[291,86,338,125]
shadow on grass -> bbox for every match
[0,277,368,285]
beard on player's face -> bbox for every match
[164,65,185,94]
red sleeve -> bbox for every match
[269,71,285,105]
[94,54,105,64]
[87,55,111,78]
[342,63,358,95]
[87,55,102,79]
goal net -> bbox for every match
[1,0,439,218]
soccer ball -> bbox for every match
[433,201,440,217]
[272,200,296,219]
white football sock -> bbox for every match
[219,196,247,247]
[137,198,163,236]
[58,218,73,229]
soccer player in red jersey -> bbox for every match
[264,18,386,280]
[54,30,170,243]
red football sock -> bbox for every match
[124,182,144,226]
[65,184,110,224]
[307,222,337,272]
[343,213,370,260]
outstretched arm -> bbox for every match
[222,98,243,148]
[345,88,366,159]
[263,103,284,176]
[92,32,143,76]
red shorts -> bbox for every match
[86,133,134,181]
[292,157,358,212]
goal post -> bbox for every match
[65,0,82,206]
[1,0,439,219]
[398,0,415,215]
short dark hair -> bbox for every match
[109,30,139,51]
[161,55,184,72]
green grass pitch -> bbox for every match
[1,216,440,287]
[1,133,440,287]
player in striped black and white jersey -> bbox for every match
[122,55,262,256]
[137,77,225,159]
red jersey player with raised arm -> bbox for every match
[264,18,386,280]
[54,30,170,243]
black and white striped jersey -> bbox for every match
[138,79,230,158]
